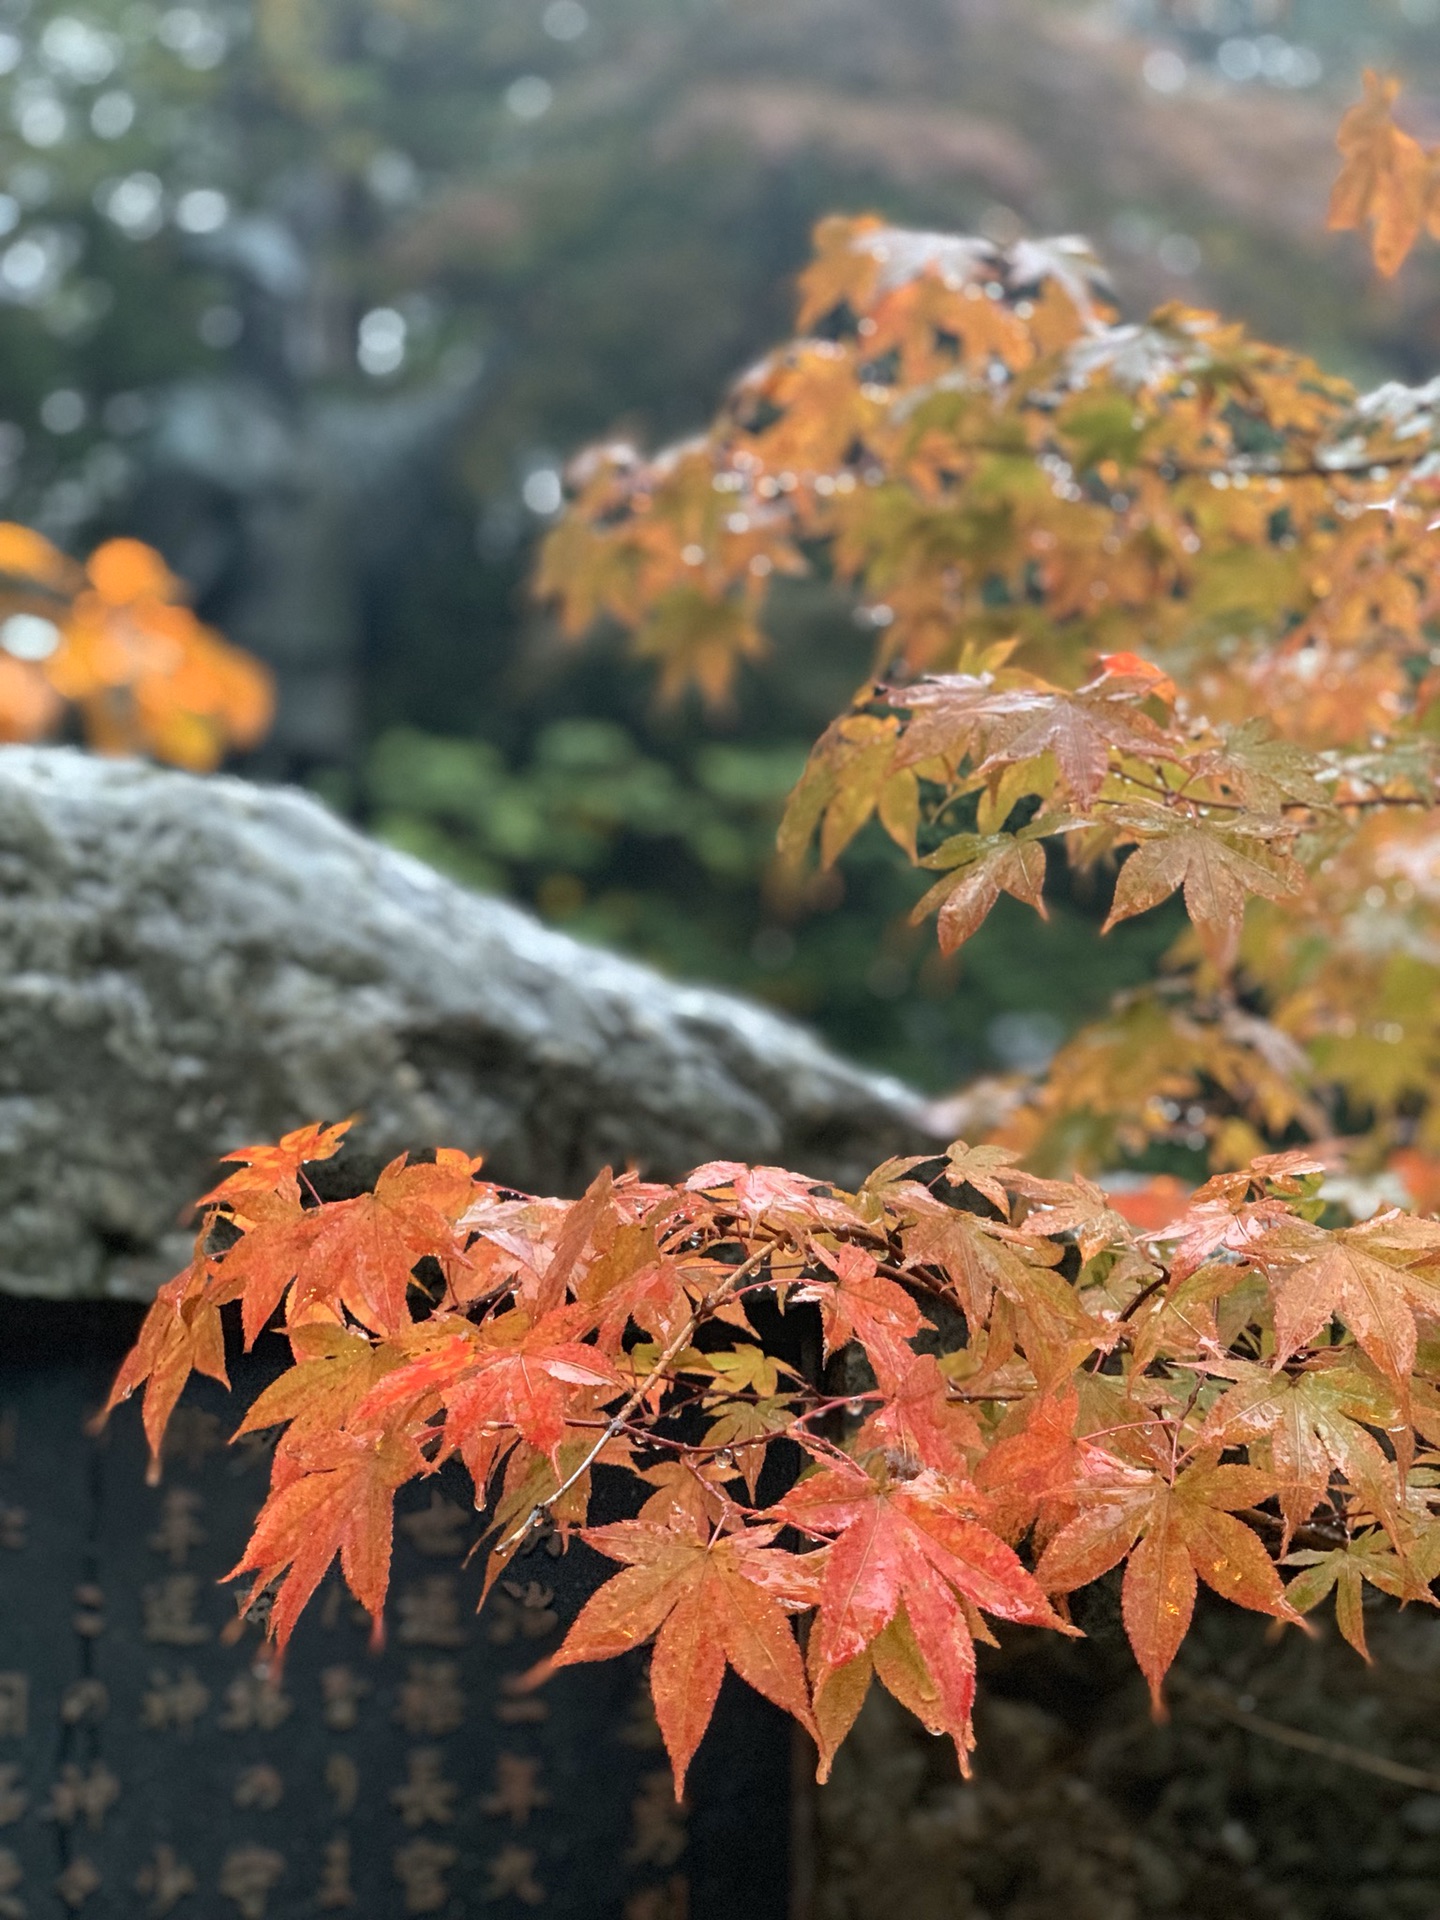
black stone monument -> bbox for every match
[0,1302,792,1920]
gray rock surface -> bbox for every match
[0,747,935,1301]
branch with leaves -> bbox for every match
[537,118,1440,1188]
[108,1122,1440,1797]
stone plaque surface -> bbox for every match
[0,1302,790,1919]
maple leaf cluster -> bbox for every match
[107,1121,1440,1794]
[0,524,272,770]
[537,88,1440,1196]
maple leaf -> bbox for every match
[356,1311,620,1487]
[1328,71,1440,278]
[973,1386,1085,1542]
[543,1518,818,1796]
[1037,1457,1303,1711]
[199,1119,353,1212]
[855,1351,983,1477]
[215,1154,474,1345]
[1102,808,1304,966]
[941,1142,1020,1212]
[778,1459,1066,1775]
[1194,722,1334,813]
[1199,1356,1402,1542]
[910,831,1048,955]
[701,1396,798,1497]
[572,1207,696,1353]
[889,675,1168,807]
[232,1323,406,1462]
[798,1241,922,1375]
[1284,1532,1409,1661]
[227,1424,430,1648]
[1256,1215,1440,1390]
[101,1242,227,1480]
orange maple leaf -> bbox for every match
[542,1517,818,1797]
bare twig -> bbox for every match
[1176,1677,1440,1793]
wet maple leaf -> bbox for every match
[798,1241,922,1374]
[227,1424,431,1648]
[543,1518,818,1796]
[357,1311,620,1486]
[1284,1532,1410,1660]
[1037,1457,1303,1711]
[1256,1215,1440,1389]
[855,1352,982,1477]
[1199,1356,1402,1541]
[215,1154,476,1345]
[1103,810,1304,965]
[101,1241,227,1480]
[911,832,1048,955]
[232,1323,407,1464]
[778,1459,1066,1775]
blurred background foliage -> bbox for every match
[0,0,1436,1093]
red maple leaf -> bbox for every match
[777,1458,1065,1774]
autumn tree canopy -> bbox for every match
[0,524,271,768]
[108,77,1440,1800]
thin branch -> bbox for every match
[1175,1677,1440,1794]
[496,1246,772,1551]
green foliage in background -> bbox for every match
[365,715,1178,1092]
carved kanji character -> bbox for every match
[399,1492,469,1558]
[135,1844,197,1918]
[494,1674,548,1725]
[0,1846,21,1920]
[481,1753,550,1827]
[618,1686,664,1751]
[325,1753,359,1819]
[162,1408,223,1471]
[320,1665,370,1732]
[623,1878,689,1920]
[392,1838,458,1916]
[314,1834,355,1911]
[142,1575,210,1646]
[148,1489,206,1567]
[59,1680,108,1726]
[391,1748,457,1828]
[0,1678,26,1740]
[71,1584,105,1639]
[0,1508,25,1552]
[485,1581,558,1645]
[54,1856,101,1911]
[0,1769,22,1828]
[218,1845,284,1920]
[44,1763,119,1834]
[218,1672,292,1733]
[141,1666,210,1734]
[483,1845,544,1907]
[393,1660,464,1737]
[233,1764,284,1812]
[396,1576,466,1648]
[627,1771,688,1869]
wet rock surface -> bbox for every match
[0,747,931,1300]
